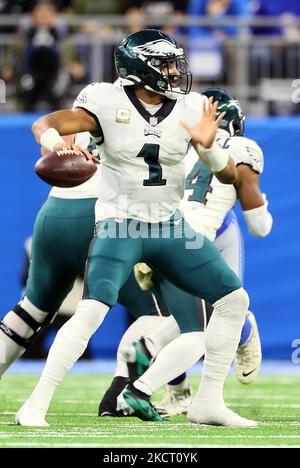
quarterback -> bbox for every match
[99,89,273,419]
[17,29,255,427]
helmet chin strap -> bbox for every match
[144,85,178,100]
[119,78,135,86]
[165,91,179,100]
[119,77,179,100]
[228,121,236,136]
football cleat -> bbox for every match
[234,311,262,385]
[117,384,166,422]
[188,402,257,427]
[122,338,153,381]
[16,401,49,427]
[99,376,131,417]
[156,382,193,417]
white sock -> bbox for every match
[27,299,109,414]
[115,316,167,378]
[0,297,47,376]
[0,331,25,377]
[134,331,205,395]
[193,288,249,406]
[144,315,180,357]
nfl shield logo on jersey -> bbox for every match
[149,116,158,126]
[116,109,131,124]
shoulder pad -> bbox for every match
[184,92,206,113]
[73,82,117,109]
[224,136,264,174]
[182,93,207,129]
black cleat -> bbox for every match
[98,376,130,417]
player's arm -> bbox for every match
[40,134,75,157]
[181,97,237,185]
[235,164,273,237]
[32,108,99,158]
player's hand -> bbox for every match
[180,97,226,149]
[53,143,100,164]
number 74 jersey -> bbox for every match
[73,82,205,223]
[181,134,264,241]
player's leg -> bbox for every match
[118,275,205,420]
[16,219,143,426]
[98,270,171,416]
[119,261,213,416]
[152,283,208,416]
[120,216,256,426]
[118,270,182,376]
[0,197,94,377]
[215,215,262,384]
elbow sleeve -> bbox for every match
[243,202,273,237]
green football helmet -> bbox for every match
[114,29,192,99]
[201,88,245,136]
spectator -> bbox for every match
[0,0,73,14]
[73,0,122,15]
[123,1,188,34]
[1,0,86,111]
[187,0,250,83]
[250,0,300,114]
[251,0,300,37]
[188,0,250,40]
[0,0,74,34]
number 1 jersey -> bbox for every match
[73,82,205,223]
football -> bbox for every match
[34,149,97,188]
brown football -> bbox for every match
[34,149,97,188]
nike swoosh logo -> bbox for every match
[174,219,182,226]
[243,369,257,377]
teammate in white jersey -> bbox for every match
[17,29,256,427]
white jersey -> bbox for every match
[181,133,264,241]
[73,82,205,223]
[49,132,100,200]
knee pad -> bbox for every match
[75,299,109,332]
[213,287,249,321]
[231,288,250,312]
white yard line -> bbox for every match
[0,433,299,439]
[1,416,300,428]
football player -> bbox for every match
[106,89,272,418]
[16,29,256,427]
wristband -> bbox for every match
[40,128,65,152]
[243,202,273,237]
[197,142,229,173]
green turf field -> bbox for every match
[0,374,300,448]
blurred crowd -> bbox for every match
[0,0,300,113]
